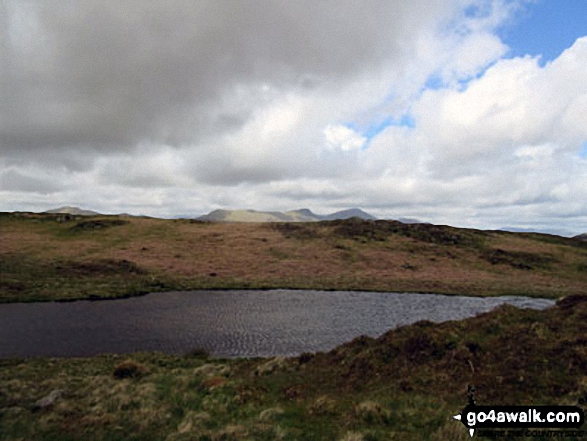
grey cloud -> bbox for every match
[270,185,349,201]
[2,145,109,172]
[9,0,583,237]
[0,169,64,193]
[476,194,561,209]
[0,0,450,158]
[191,154,289,186]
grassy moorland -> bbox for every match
[2,212,587,440]
[1,212,587,303]
[1,296,587,440]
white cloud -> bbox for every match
[2,1,586,235]
[324,125,367,152]
[411,36,587,170]
[445,32,508,81]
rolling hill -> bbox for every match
[2,213,587,303]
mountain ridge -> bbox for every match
[197,208,376,222]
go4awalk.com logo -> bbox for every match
[453,388,585,437]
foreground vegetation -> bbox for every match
[1,296,587,440]
[1,212,587,302]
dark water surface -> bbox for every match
[0,290,554,358]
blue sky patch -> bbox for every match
[395,114,416,129]
[424,75,445,91]
[580,142,587,158]
[463,2,492,19]
[345,114,415,149]
[498,0,587,66]
[363,117,394,139]
[423,58,500,94]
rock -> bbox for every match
[33,389,64,411]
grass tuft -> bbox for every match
[112,360,150,380]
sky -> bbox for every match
[1,0,586,235]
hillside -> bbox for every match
[197,208,376,222]
[1,212,587,303]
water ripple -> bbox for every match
[0,290,555,358]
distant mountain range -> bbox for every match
[40,206,377,223]
[197,208,377,222]
[40,206,584,235]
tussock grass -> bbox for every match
[112,360,150,379]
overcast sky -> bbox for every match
[1,0,586,235]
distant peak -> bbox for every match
[290,208,315,216]
[56,205,79,210]
[43,206,100,216]
[323,208,376,221]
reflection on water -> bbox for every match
[0,290,555,358]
